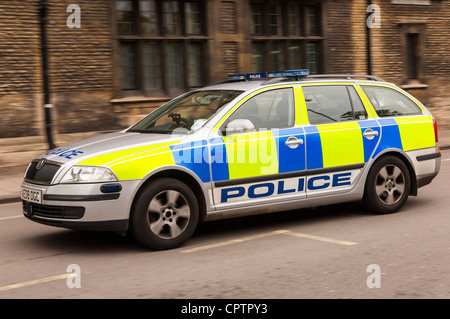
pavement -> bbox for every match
[1,129,450,205]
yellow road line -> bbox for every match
[181,229,290,253]
[181,229,357,253]
[0,215,23,221]
[286,231,357,246]
[0,273,72,292]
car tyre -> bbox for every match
[131,178,199,250]
[363,155,411,214]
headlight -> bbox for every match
[60,166,118,183]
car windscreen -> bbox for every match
[127,90,243,134]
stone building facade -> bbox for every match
[1,0,449,140]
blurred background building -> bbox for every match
[0,0,449,140]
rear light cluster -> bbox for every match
[433,117,439,143]
[433,117,440,152]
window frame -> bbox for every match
[248,0,324,74]
[114,0,208,97]
[399,23,425,86]
[406,33,419,80]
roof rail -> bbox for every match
[304,74,384,82]
[209,72,384,87]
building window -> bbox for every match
[116,0,134,34]
[188,43,203,87]
[162,1,181,35]
[250,3,264,36]
[400,23,424,85]
[115,0,206,95]
[306,5,320,36]
[119,42,136,90]
[270,42,284,71]
[307,42,319,74]
[166,42,184,88]
[268,3,282,36]
[185,2,203,35]
[251,42,264,73]
[140,0,158,35]
[288,42,302,70]
[406,33,419,80]
[143,42,161,89]
[249,1,323,74]
[286,3,300,36]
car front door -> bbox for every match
[209,86,307,209]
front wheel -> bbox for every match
[363,155,411,214]
[131,178,199,250]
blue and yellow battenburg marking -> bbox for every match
[75,82,435,189]
[170,140,211,183]
[209,127,306,183]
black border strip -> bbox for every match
[416,152,441,162]
[43,193,120,201]
[214,163,365,188]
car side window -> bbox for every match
[348,85,368,120]
[302,85,368,125]
[361,85,422,117]
[223,88,295,132]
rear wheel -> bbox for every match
[364,155,411,214]
[131,178,199,250]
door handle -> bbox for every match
[285,136,304,149]
[363,129,379,140]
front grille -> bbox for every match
[23,201,85,219]
[25,160,61,185]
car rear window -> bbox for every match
[361,85,422,117]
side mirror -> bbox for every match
[225,119,255,135]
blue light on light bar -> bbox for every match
[228,69,309,81]
[268,69,310,77]
[228,74,245,80]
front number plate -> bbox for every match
[21,187,42,204]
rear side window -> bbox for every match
[361,85,422,117]
[302,85,368,125]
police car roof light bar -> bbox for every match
[228,69,310,81]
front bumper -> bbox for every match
[21,179,142,232]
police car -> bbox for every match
[21,70,441,250]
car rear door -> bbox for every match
[299,83,381,197]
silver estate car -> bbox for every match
[22,70,441,250]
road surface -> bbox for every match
[1,150,449,301]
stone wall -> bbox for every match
[0,0,119,138]
[1,0,449,140]
[47,0,119,134]
[0,1,42,137]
